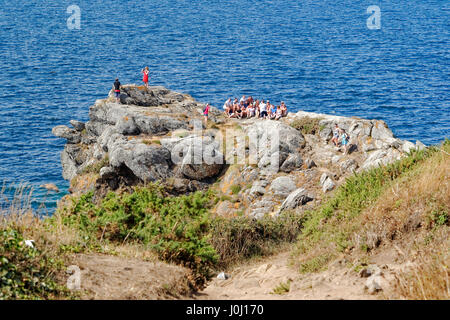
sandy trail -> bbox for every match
[199,251,380,300]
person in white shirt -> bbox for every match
[223,98,231,110]
[259,100,268,119]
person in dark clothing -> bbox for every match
[113,78,121,103]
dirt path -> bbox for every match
[199,252,381,300]
[69,250,400,300]
[71,253,192,300]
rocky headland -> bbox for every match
[52,85,425,220]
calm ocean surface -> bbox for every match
[0,0,448,213]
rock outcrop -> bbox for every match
[53,85,424,219]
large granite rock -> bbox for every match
[269,176,297,198]
[276,188,314,216]
[53,85,421,220]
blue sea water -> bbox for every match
[0,0,448,213]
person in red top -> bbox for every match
[203,103,211,127]
[141,66,150,88]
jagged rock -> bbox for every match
[135,116,187,135]
[416,140,426,151]
[340,159,358,173]
[81,135,97,145]
[258,151,289,172]
[174,136,224,180]
[361,148,401,170]
[109,143,171,182]
[319,126,332,141]
[60,148,78,181]
[331,155,342,165]
[280,154,303,172]
[320,173,329,185]
[276,188,313,216]
[99,166,116,179]
[269,176,297,198]
[189,118,205,130]
[70,120,85,132]
[52,125,81,144]
[54,85,422,220]
[371,120,394,141]
[401,140,416,153]
[249,182,266,198]
[365,275,383,294]
[320,173,335,192]
[215,200,235,217]
[359,265,382,278]
[247,120,306,166]
[323,178,335,192]
[217,272,230,280]
[249,198,275,219]
[305,159,316,169]
[116,116,140,135]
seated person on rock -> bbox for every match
[247,104,256,118]
[275,106,283,120]
[269,103,277,119]
[223,98,232,115]
[280,101,288,117]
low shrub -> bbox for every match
[290,117,323,135]
[81,156,109,174]
[209,211,304,268]
[0,228,69,299]
[57,184,218,289]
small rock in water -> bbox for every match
[217,272,230,280]
[40,183,59,193]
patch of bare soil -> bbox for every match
[71,253,192,300]
[199,250,402,300]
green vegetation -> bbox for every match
[271,280,291,295]
[210,212,303,268]
[55,184,218,289]
[81,156,109,174]
[230,184,241,195]
[0,228,70,299]
[290,117,323,135]
[292,140,450,281]
[55,184,305,288]
[143,139,161,145]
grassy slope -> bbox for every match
[291,139,449,299]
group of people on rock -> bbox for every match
[222,96,288,120]
[112,66,151,103]
[331,123,350,154]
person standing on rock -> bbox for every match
[203,103,211,127]
[113,78,121,103]
[332,123,340,147]
[340,129,350,154]
[141,66,150,88]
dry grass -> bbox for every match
[393,228,449,300]
[354,146,449,299]
[355,145,449,250]
[291,141,449,299]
